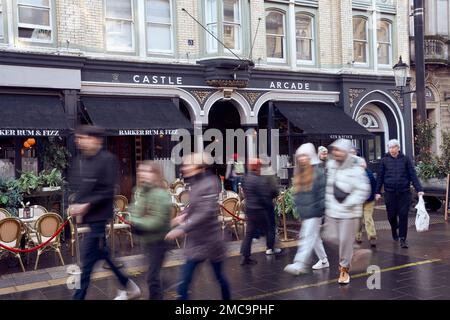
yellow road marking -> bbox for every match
[241,259,442,300]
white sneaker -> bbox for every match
[265,248,282,255]
[284,263,309,275]
[114,279,142,300]
[312,258,330,270]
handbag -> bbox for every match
[333,183,350,203]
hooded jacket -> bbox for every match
[325,139,370,219]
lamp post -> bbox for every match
[393,56,415,108]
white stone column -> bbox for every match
[289,0,297,69]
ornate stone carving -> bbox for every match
[348,88,366,108]
[389,89,404,108]
[206,79,248,88]
[190,90,214,107]
[239,91,265,109]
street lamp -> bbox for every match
[393,56,415,109]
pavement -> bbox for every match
[0,207,449,300]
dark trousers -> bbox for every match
[241,214,273,258]
[146,241,168,300]
[384,191,411,240]
[73,222,129,300]
[266,206,276,249]
[177,259,231,300]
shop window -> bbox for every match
[17,0,53,42]
[266,9,286,62]
[205,0,242,54]
[353,16,368,64]
[146,0,173,54]
[105,0,134,52]
[296,13,314,63]
[0,139,15,180]
[377,20,392,65]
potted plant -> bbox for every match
[40,168,64,192]
[16,171,42,195]
[275,187,300,220]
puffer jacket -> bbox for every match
[129,186,172,244]
[375,152,423,194]
[325,155,370,219]
[243,172,278,216]
[178,170,226,262]
[294,165,326,220]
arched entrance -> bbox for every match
[206,100,242,181]
[355,102,395,172]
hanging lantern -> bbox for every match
[23,141,31,148]
[27,138,36,146]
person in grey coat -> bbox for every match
[284,143,328,275]
[165,152,230,300]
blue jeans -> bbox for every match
[231,176,243,193]
[73,222,129,300]
[177,259,231,300]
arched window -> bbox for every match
[266,9,286,61]
[296,13,314,62]
[377,20,392,65]
[353,16,368,64]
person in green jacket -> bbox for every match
[129,161,172,300]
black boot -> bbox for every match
[240,257,257,265]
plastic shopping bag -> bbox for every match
[415,195,430,232]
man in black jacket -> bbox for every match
[69,125,141,300]
[240,158,281,265]
[375,139,424,248]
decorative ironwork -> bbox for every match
[190,90,215,107]
[206,79,248,88]
[389,89,404,109]
[239,91,265,109]
[348,88,366,108]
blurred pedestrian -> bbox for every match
[129,161,172,300]
[165,152,230,300]
[260,155,280,255]
[240,158,281,265]
[355,159,378,248]
[284,143,328,275]
[323,139,370,284]
[225,153,245,193]
[69,125,141,300]
[375,139,424,248]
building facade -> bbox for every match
[409,0,450,155]
[0,0,412,196]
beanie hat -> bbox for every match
[330,139,353,154]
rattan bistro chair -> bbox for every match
[109,195,133,248]
[170,180,185,195]
[170,203,182,249]
[177,190,190,206]
[0,218,25,272]
[219,197,240,240]
[29,212,65,270]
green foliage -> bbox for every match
[414,120,437,164]
[415,124,450,180]
[275,187,299,220]
[0,178,23,216]
[15,169,65,194]
[41,137,71,172]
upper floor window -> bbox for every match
[205,0,242,54]
[105,0,134,52]
[296,13,314,63]
[377,20,392,65]
[0,2,4,40]
[146,0,173,53]
[266,10,286,62]
[17,0,52,42]
[353,16,368,64]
